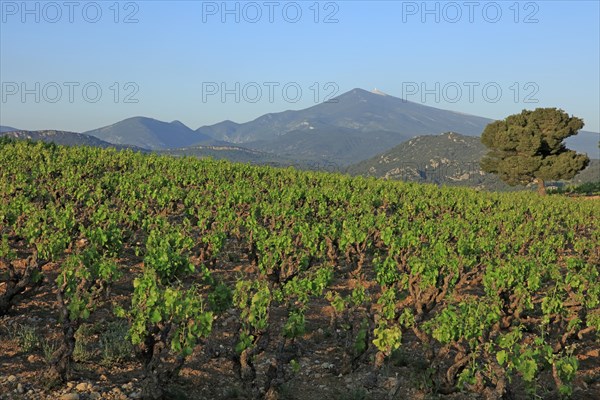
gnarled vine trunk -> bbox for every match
[0,255,42,316]
[46,289,78,385]
[139,324,186,400]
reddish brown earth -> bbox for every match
[1,251,599,400]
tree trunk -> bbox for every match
[536,178,546,195]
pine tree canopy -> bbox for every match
[480,108,590,194]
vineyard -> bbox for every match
[0,138,599,400]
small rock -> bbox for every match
[67,382,75,389]
[100,374,108,381]
[16,383,24,394]
[321,362,335,370]
[7,375,17,383]
[112,387,122,394]
[76,382,89,392]
[129,392,142,399]
[384,377,398,390]
[27,354,36,363]
[60,394,80,400]
[264,387,278,400]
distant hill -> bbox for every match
[162,144,342,171]
[195,88,496,165]
[248,122,412,166]
[84,117,216,150]
[197,89,492,145]
[0,126,18,133]
[197,88,597,164]
[4,88,597,169]
[347,132,599,190]
[0,130,145,151]
[565,131,600,159]
[162,145,292,166]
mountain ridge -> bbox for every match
[196,88,494,144]
[0,130,146,151]
[0,126,19,133]
[3,88,598,166]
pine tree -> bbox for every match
[480,108,590,195]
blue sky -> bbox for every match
[1,0,599,132]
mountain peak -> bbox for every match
[371,88,388,96]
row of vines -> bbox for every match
[1,138,598,399]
